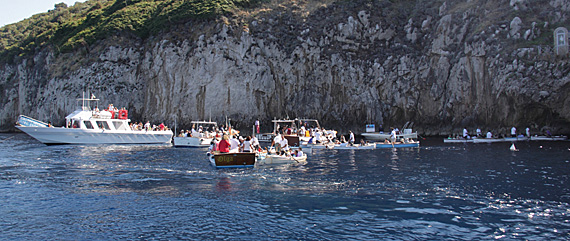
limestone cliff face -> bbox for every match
[1,0,570,135]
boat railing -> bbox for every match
[17,115,48,127]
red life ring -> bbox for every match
[118,110,128,119]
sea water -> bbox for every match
[0,133,569,240]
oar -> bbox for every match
[0,136,14,142]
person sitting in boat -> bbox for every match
[511,126,517,138]
[314,131,322,144]
[476,128,482,137]
[360,139,366,145]
[296,148,303,158]
[390,127,397,144]
[241,136,253,153]
[463,127,469,139]
[349,131,355,146]
[307,135,315,144]
[209,139,218,153]
[218,135,231,153]
[486,130,493,139]
[340,135,347,143]
[48,121,53,128]
[144,121,151,131]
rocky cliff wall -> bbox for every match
[1,0,569,136]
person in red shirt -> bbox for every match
[217,134,231,153]
[159,123,165,131]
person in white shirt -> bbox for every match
[272,134,282,153]
[476,128,482,137]
[390,128,397,143]
[315,131,322,144]
[279,137,289,155]
[349,131,355,146]
[486,131,493,139]
[463,128,469,139]
[251,135,260,151]
[241,136,253,152]
[511,127,517,137]
[229,136,240,152]
[526,127,530,137]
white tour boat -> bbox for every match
[16,95,173,145]
[173,121,218,147]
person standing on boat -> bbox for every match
[242,136,253,152]
[229,136,240,152]
[255,119,260,134]
[526,127,530,137]
[272,134,282,153]
[486,130,493,139]
[279,137,289,155]
[390,127,397,144]
[251,135,260,151]
[349,131,355,146]
[511,126,517,137]
[463,128,469,139]
[218,135,231,153]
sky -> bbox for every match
[0,0,86,27]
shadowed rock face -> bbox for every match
[1,0,569,136]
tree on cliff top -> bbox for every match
[0,0,268,63]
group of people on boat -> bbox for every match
[129,121,167,131]
[451,126,536,139]
[209,134,261,154]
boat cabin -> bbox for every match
[65,95,131,131]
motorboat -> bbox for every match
[173,121,218,147]
[15,94,173,145]
[361,123,417,141]
[255,118,337,143]
[208,152,256,168]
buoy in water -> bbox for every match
[510,143,519,151]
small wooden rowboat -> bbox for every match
[258,154,307,165]
[209,152,256,168]
[375,142,420,148]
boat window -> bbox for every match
[113,121,127,131]
[96,121,110,130]
[84,121,94,129]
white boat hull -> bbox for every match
[173,136,212,147]
[331,144,376,150]
[361,132,418,141]
[258,154,307,165]
[17,126,173,144]
[443,138,474,143]
[530,136,568,141]
[473,138,508,143]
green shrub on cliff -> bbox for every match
[0,0,268,62]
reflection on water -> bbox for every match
[0,133,569,240]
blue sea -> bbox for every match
[1,133,569,240]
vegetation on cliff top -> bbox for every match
[0,0,267,63]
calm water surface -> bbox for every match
[1,133,569,240]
